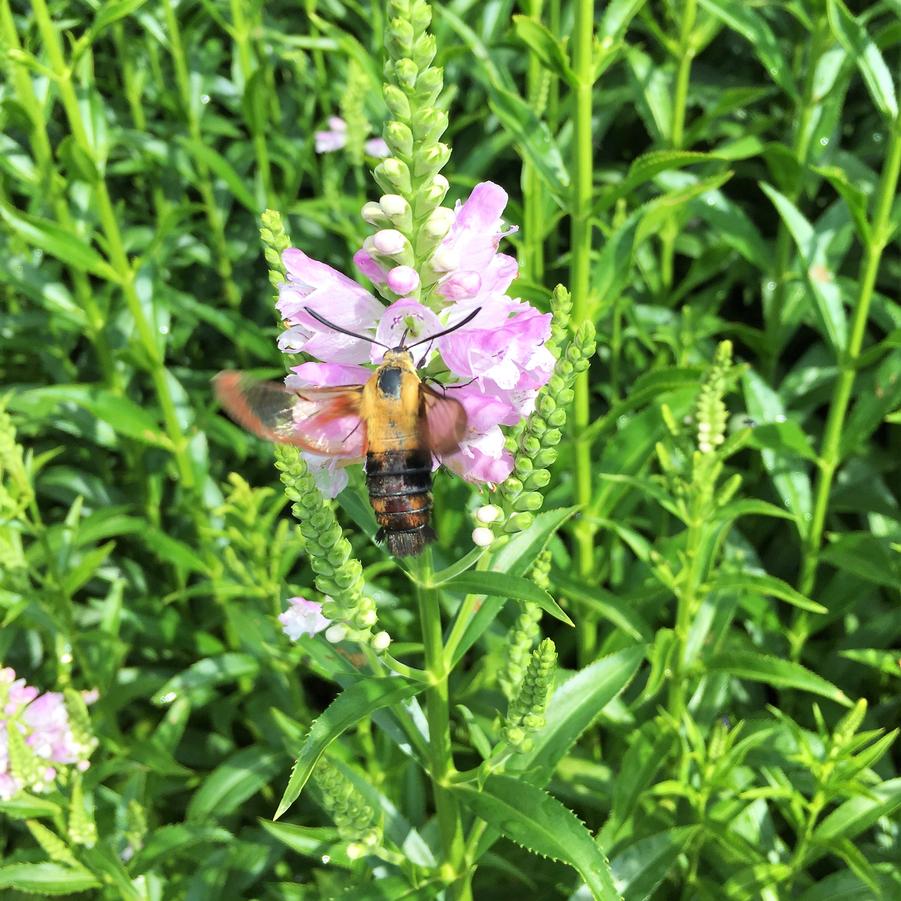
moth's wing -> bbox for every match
[420,383,468,455]
[214,371,366,456]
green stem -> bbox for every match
[161,0,242,310]
[412,548,468,898]
[659,0,696,293]
[570,0,597,665]
[521,0,546,285]
[30,0,197,491]
[792,119,901,656]
[229,0,274,204]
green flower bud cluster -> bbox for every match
[369,0,450,297]
[26,820,81,868]
[695,340,733,455]
[313,757,382,850]
[497,320,596,534]
[259,209,291,292]
[499,601,541,701]
[275,446,379,643]
[548,287,573,356]
[0,402,30,575]
[67,773,97,848]
[64,689,98,760]
[502,638,557,751]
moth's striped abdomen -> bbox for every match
[366,448,434,557]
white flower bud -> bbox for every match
[472,527,495,547]
[476,504,502,524]
[346,842,366,860]
[372,229,407,256]
[387,265,420,295]
[372,631,392,652]
[379,194,409,218]
[424,206,455,239]
[361,202,387,225]
[325,624,347,643]
[429,243,459,272]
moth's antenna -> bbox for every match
[407,307,481,349]
[304,307,390,349]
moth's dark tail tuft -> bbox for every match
[378,525,435,557]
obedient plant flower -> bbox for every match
[275,181,554,495]
[0,667,96,800]
[279,597,331,641]
[314,116,389,158]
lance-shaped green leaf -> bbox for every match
[512,15,576,85]
[445,571,573,627]
[454,775,622,900]
[188,748,284,820]
[827,0,897,120]
[761,182,848,352]
[813,777,901,843]
[275,676,422,819]
[0,863,100,895]
[0,201,120,283]
[152,653,259,705]
[711,571,827,614]
[706,651,852,706]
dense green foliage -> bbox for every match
[1,0,900,898]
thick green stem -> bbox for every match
[659,0,697,293]
[570,0,596,664]
[792,119,901,655]
[412,548,468,898]
[521,0,546,285]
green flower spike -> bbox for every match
[275,446,379,644]
[695,340,733,455]
[503,638,557,751]
[498,293,596,534]
[259,209,291,292]
[313,757,383,851]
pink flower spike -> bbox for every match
[386,266,420,295]
[279,597,330,641]
[365,137,390,158]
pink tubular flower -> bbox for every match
[274,181,553,490]
[279,597,331,641]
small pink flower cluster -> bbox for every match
[276,181,554,495]
[315,116,390,158]
[0,667,94,800]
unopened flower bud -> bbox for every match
[372,229,407,256]
[413,142,450,177]
[412,33,436,69]
[346,842,366,860]
[362,202,388,226]
[413,66,443,103]
[411,106,447,142]
[424,206,455,240]
[387,265,420,295]
[374,157,412,194]
[472,527,495,547]
[325,624,347,643]
[476,504,502,524]
[383,84,411,120]
[379,194,409,218]
[385,120,414,157]
[424,173,449,204]
[372,631,392,652]
[393,58,418,88]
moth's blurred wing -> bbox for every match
[420,383,468,455]
[214,371,366,456]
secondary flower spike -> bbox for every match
[273,182,553,496]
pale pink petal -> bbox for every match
[354,249,387,284]
[442,425,513,484]
[365,137,390,158]
[305,455,351,497]
[279,597,330,640]
[287,362,371,389]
